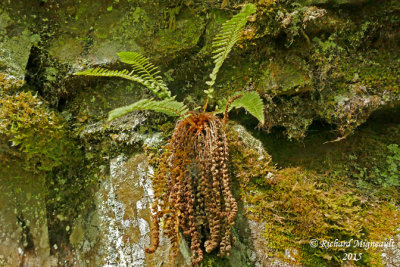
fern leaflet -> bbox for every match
[74,52,171,99]
[206,3,256,88]
[217,91,264,124]
[117,52,171,99]
[107,98,189,121]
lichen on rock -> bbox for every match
[1,0,400,266]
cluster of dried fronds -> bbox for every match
[146,112,238,265]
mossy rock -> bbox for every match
[0,10,39,79]
[152,7,205,58]
[259,58,313,96]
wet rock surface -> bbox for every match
[1,0,400,266]
[0,166,55,267]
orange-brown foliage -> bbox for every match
[146,112,238,265]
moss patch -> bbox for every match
[0,90,76,172]
[229,125,400,266]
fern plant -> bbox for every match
[75,3,261,265]
[75,3,261,124]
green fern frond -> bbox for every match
[228,91,264,124]
[206,3,256,89]
[74,52,171,99]
[117,52,171,99]
[107,98,189,121]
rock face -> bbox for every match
[67,135,272,266]
[69,153,181,266]
[1,0,400,266]
[0,9,38,80]
[0,166,54,267]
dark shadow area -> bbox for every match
[238,105,400,171]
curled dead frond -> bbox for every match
[147,113,237,265]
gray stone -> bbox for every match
[0,167,55,266]
[0,10,39,80]
[71,153,185,266]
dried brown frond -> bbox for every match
[146,112,238,265]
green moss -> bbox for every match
[342,54,400,95]
[259,107,400,198]
[0,72,24,91]
[229,128,400,266]
[0,90,77,172]
[0,87,96,256]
